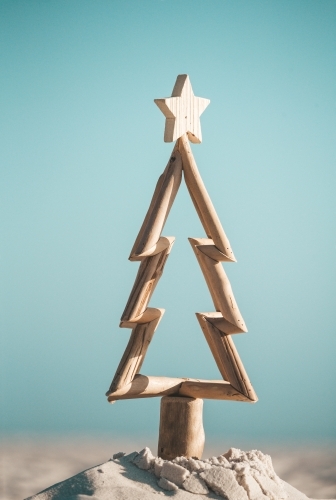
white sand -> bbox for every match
[23,448,323,500]
[24,456,308,500]
[2,438,335,500]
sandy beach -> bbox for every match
[1,436,335,500]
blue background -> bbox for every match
[1,0,335,446]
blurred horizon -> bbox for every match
[1,0,335,445]
[2,429,336,451]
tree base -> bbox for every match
[158,396,205,460]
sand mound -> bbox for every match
[25,447,314,500]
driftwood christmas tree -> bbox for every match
[106,75,257,460]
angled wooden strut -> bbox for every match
[121,237,174,324]
[196,313,257,401]
[189,237,247,335]
[109,309,164,394]
[178,134,236,262]
[129,144,182,260]
[106,133,257,404]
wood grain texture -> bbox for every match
[106,374,253,402]
[189,237,247,334]
[158,397,204,460]
[179,134,236,261]
[193,311,241,336]
[154,74,210,143]
[129,236,172,261]
[129,148,182,260]
[179,380,253,402]
[106,374,184,401]
[119,307,163,328]
[108,309,164,393]
[121,238,174,323]
[192,238,234,262]
[196,313,257,402]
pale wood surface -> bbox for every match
[179,134,236,261]
[129,236,172,261]
[158,397,204,460]
[119,307,163,328]
[129,168,165,259]
[154,74,210,143]
[193,311,241,336]
[196,238,234,262]
[179,379,253,402]
[185,180,212,236]
[106,374,185,401]
[106,374,254,402]
[207,314,245,335]
[108,310,164,393]
[189,237,247,334]
[129,147,182,260]
[196,312,257,402]
[121,238,174,323]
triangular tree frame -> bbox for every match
[106,132,257,405]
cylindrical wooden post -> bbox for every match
[158,396,205,460]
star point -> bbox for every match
[154,74,210,143]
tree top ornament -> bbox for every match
[154,74,210,143]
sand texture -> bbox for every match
[2,438,335,500]
[24,455,312,500]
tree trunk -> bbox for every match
[158,396,204,460]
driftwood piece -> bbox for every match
[193,238,234,262]
[199,311,242,336]
[179,134,236,261]
[129,148,182,260]
[106,374,184,401]
[106,374,253,402]
[119,307,163,328]
[130,236,173,261]
[189,237,247,334]
[196,313,257,402]
[121,238,174,323]
[187,182,212,237]
[179,380,252,401]
[158,397,204,460]
[154,74,210,144]
[108,309,164,393]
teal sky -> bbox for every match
[1,0,335,446]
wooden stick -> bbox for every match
[106,374,185,401]
[108,309,164,393]
[119,307,163,328]
[184,174,211,237]
[130,172,165,257]
[129,236,173,261]
[158,397,204,460]
[196,313,257,402]
[121,238,174,322]
[129,147,182,260]
[179,380,253,402]
[106,374,254,402]
[189,238,247,334]
[192,237,234,262]
[207,315,245,335]
[179,134,236,262]
[195,311,243,336]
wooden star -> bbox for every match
[154,74,210,144]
